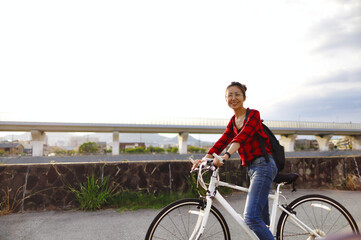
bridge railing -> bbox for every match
[1,112,361,130]
[264,120,361,130]
[119,118,361,130]
[110,118,361,131]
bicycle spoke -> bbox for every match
[146,199,230,240]
[326,213,343,235]
[283,216,309,237]
[152,236,170,240]
[311,201,319,231]
[203,230,226,239]
[300,203,316,231]
[167,212,187,240]
[320,206,331,231]
[157,224,184,240]
[178,206,190,239]
[277,195,359,240]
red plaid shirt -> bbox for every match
[208,108,272,167]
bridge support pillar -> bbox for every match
[315,135,332,151]
[31,130,46,156]
[279,135,296,152]
[112,131,120,155]
[349,136,361,150]
[178,132,189,154]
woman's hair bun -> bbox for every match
[227,82,247,96]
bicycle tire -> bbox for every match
[145,198,231,240]
[276,194,359,240]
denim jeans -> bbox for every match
[244,155,277,240]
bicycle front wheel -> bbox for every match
[276,194,359,240]
[145,198,231,240]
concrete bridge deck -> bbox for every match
[1,119,361,156]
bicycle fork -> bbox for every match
[188,196,213,240]
[189,171,219,240]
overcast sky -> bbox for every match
[1,0,360,130]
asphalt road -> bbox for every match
[1,189,360,240]
[1,150,361,164]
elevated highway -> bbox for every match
[1,119,361,156]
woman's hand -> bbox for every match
[191,154,213,171]
[191,159,205,171]
[213,153,230,168]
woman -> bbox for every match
[192,81,277,240]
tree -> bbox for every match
[188,145,206,153]
[79,142,99,154]
[147,146,165,153]
[167,147,178,153]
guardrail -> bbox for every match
[1,113,361,133]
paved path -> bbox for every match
[1,189,360,240]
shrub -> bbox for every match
[168,147,178,153]
[188,146,206,153]
[69,175,117,211]
[78,142,98,154]
[125,146,146,154]
[55,149,67,155]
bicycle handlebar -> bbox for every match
[212,153,224,164]
[190,153,224,173]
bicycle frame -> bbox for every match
[191,154,324,240]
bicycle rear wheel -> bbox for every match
[145,198,231,240]
[276,194,359,240]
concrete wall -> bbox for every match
[0,156,360,213]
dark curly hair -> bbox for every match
[226,82,247,97]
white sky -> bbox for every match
[1,0,360,133]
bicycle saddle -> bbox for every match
[274,173,299,185]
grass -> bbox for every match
[67,172,202,211]
[68,175,118,211]
[0,186,52,216]
[66,172,234,212]
[113,173,232,211]
[0,187,24,216]
[67,174,196,211]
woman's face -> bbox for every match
[225,86,245,110]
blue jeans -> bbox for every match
[244,155,277,240]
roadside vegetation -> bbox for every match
[47,142,207,156]
[66,171,233,212]
[66,173,200,211]
[0,186,53,216]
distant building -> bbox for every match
[331,137,351,150]
[294,139,319,151]
[97,141,107,153]
[20,140,33,155]
[161,144,176,149]
[119,142,146,149]
[69,136,99,148]
[0,141,24,155]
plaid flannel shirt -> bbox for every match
[207,108,272,167]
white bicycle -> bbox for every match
[145,153,359,240]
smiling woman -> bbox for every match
[193,81,277,240]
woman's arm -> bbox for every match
[192,118,235,170]
[213,141,240,167]
[207,118,235,155]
